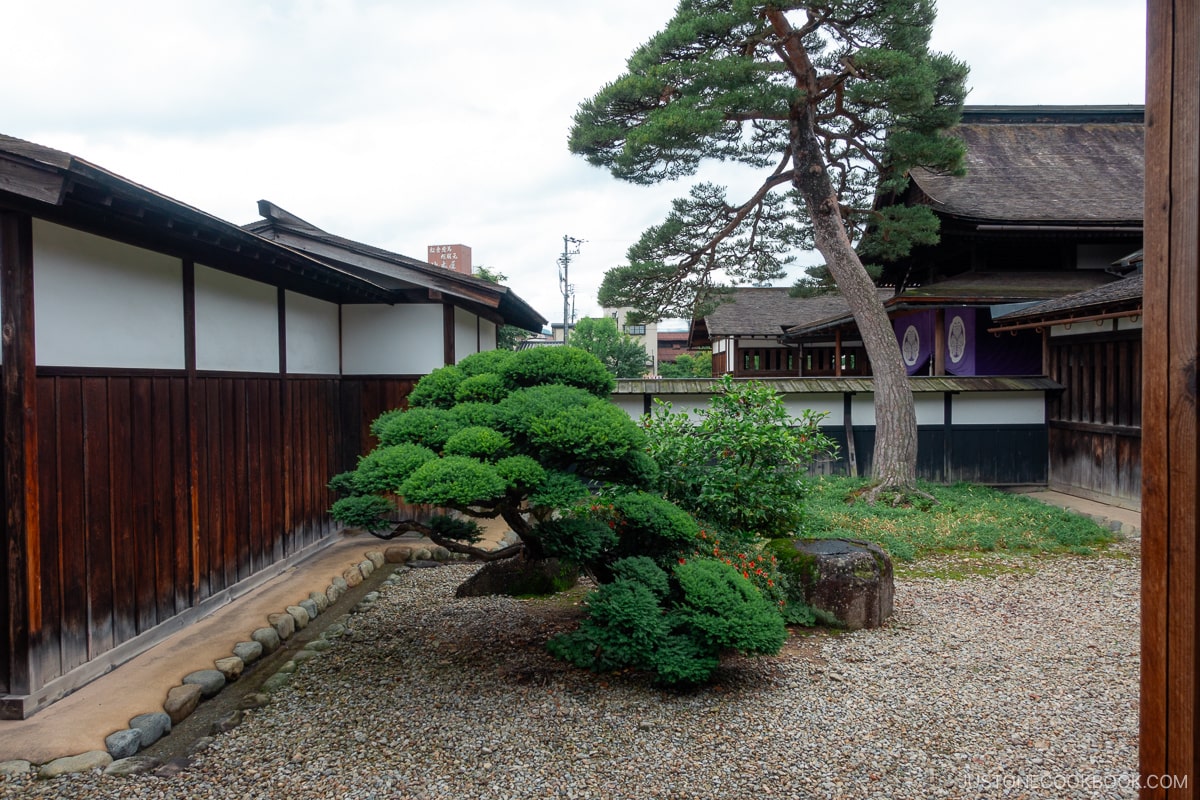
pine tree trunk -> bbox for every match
[792,114,918,492]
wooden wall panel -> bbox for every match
[0,366,6,695]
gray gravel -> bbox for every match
[3,546,1140,799]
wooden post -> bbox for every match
[1,210,40,706]
[1141,1,1199,796]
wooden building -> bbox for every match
[0,135,544,718]
[991,272,1143,509]
[690,287,889,378]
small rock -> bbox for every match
[308,591,330,613]
[233,640,264,664]
[38,750,112,778]
[268,612,296,640]
[358,559,374,578]
[307,638,332,652]
[163,684,203,724]
[129,712,171,748]
[326,583,343,603]
[0,760,32,777]
[385,545,414,563]
[332,576,349,593]
[342,566,364,588]
[183,669,226,698]
[286,605,311,630]
[154,756,192,778]
[104,756,161,776]
[105,728,143,760]
[299,598,320,621]
[429,545,452,562]
[215,656,244,682]
[366,550,386,569]
[209,710,245,735]
[237,693,271,710]
[262,672,292,693]
[292,649,320,663]
[408,559,443,569]
[187,737,215,756]
[252,627,281,653]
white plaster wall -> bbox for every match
[285,291,340,374]
[849,392,877,427]
[953,392,1046,425]
[913,393,947,426]
[782,393,844,426]
[341,303,443,375]
[454,307,478,363]
[479,319,497,351]
[612,395,647,419]
[194,264,279,372]
[33,219,185,368]
[1117,316,1143,332]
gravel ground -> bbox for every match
[3,543,1140,800]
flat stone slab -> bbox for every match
[39,750,112,778]
[105,756,162,776]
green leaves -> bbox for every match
[645,375,837,538]
[569,0,968,322]
[568,317,650,379]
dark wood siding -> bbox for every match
[1046,332,1141,508]
[816,424,1047,484]
[25,370,349,689]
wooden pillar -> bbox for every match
[834,330,843,377]
[1141,1,1199,796]
[933,309,946,375]
[1,210,40,705]
[443,303,455,366]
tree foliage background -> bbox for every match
[569,317,650,378]
[568,0,967,493]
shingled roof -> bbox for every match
[991,273,1143,329]
[908,106,1145,224]
[689,287,893,345]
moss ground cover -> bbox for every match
[802,477,1117,568]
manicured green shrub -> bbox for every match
[406,365,465,409]
[442,426,512,461]
[492,384,599,443]
[428,514,482,544]
[548,555,786,687]
[329,494,394,532]
[494,455,546,493]
[527,472,590,511]
[449,401,499,429]
[528,400,647,473]
[454,373,509,404]
[376,407,462,450]
[602,490,701,563]
[397,456,507,507]
[351,443,438,494]
[500,347,616,396]
[670,558,787,654]
[536,517,619,564]
[456,348,516,377]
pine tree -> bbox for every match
[569,0,967,495]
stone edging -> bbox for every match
[0,540,465,780]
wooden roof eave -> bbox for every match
[989,302,1144,333]
[614,376,1062,394]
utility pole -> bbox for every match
[558,235,583,345]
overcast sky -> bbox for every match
[3,1,1145,331]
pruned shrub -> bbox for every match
[398,456,507,507]
[330,494,394,532]
[442,426,512,461]
[351,443,438,494]
[500,347,616,396]
[455,373,509,404]
[376,407,462,450]
[406,365,464,409]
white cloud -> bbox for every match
[3,0,1145,326]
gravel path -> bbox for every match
[4,545,1140,799]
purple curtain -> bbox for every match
[893,312,933,375]
[944,308,976,375]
